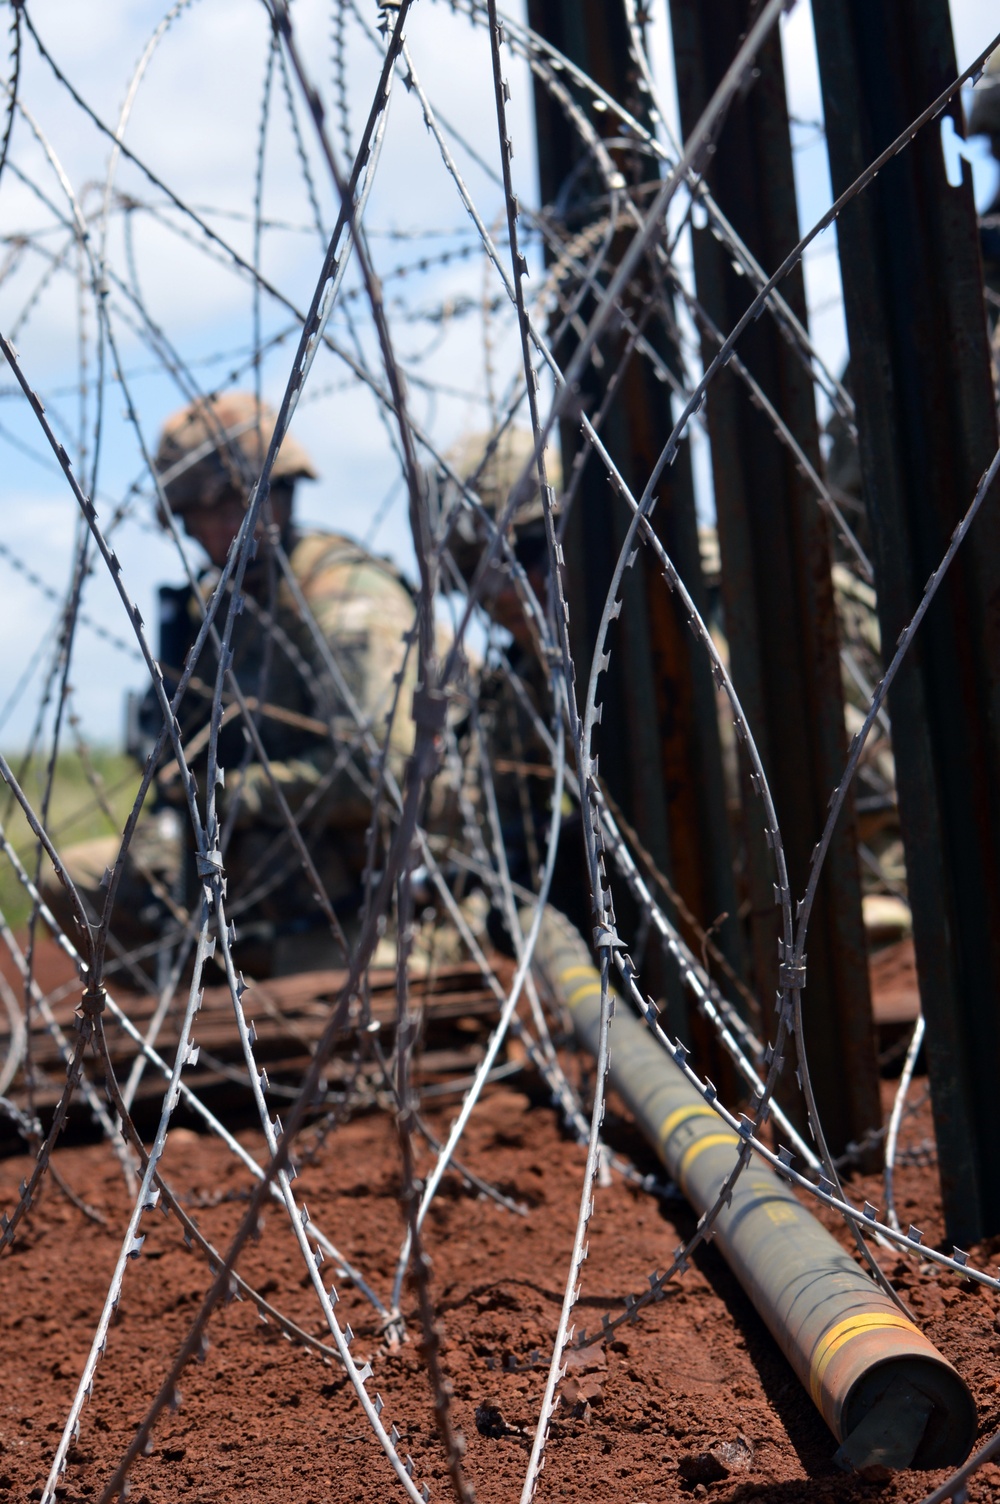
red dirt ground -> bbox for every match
[2,945,1000,1504]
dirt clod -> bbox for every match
[475,1403,508,1439]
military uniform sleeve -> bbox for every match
[219,548,418,831]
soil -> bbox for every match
[2,942,1000,1504]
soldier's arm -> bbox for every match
[219,558,418,830]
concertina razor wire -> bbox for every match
[0,1,998,1500]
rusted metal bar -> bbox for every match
[665,0,880,1157]
[811,0,1000,1243]
[526,0,743,1052]
[531,909,976,1471]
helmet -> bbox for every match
[153,391,318,515]
[968,50,1000,140]
[440,428,562,580]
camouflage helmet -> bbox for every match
[154,391,318,515]
[968,50,1000,139]
[440,427,562,581]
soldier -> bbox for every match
[439,431,590,937]
[45,392,425,976]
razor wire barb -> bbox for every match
[0,2,997,1503]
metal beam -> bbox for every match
[526,0,743,1053]
[812,0,1000,1243]
[667,0,880,1155]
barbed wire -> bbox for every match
[0,2,997,1503]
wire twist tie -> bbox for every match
[77,985,107,1018]
[412,685,448,732]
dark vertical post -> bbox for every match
[812,0,1000,1242]
[525,0,742,1043]
[667,0,880,1155]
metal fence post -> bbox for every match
[666,0,880,1155]
[812,0,1000,1243]
[525,0,744,1049]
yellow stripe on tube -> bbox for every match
[566,980,603,1009]
[810,1312,921,1411]
[525,903,976,1467]
[677,1132,741,1193]
[557,965,598,986]
[658,1102,721,1145]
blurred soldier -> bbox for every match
[46,392,424,975]
[439,431,589,936]
[697,520,909,945]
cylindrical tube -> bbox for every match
[530,908,975,1468]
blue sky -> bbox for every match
[0,0,996,750]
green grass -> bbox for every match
[0,749,142,930]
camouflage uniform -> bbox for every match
[698,525,909,938]
[475,644,554,893]
[173,530,421,921]
[44,397,423,970]
[435,429,589,933]
[47,530,421,966]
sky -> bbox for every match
[0,0,997,751]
